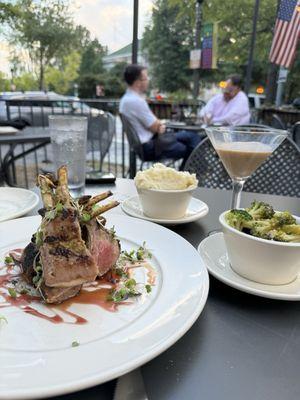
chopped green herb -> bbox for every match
[145,284,152,293]
[81,213,91,222]
[34,230,43,247]
[32,264,43,288]
[109,226,116,239]
[108,277,143,302]
[45,209,56,221]
[55,202,63,212]
[114,267,129,278]
[0,316,7,324]
[8,287,17,298]
[72,341,80,347]
[120,242,152,264]
[125,278,137,289]
[4,256,13,265]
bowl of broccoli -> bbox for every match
[219,201,300,285]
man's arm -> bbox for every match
[134,99,166,134]
[200,96,217,118]
[149,119,166,134]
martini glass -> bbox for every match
[205,126,288,209]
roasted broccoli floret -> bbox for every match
[246,201,275,220]
[226,201,300,242]
[272,228,300,243]
[225,209,253,231]
[251,223,300,242]
[273,211,296,227]
[250,220,276,239]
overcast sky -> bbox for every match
[0,0,154,75]
[73,0,154,53]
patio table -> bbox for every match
[166,121,206,133]
[25,179,300,400]
[0,127,50,185]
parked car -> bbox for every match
[0,91,102,127]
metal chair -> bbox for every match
[87,112,115,171]
[270,113,286,130]
[292,122,300,148]
[184,136,300,197]
[120,113,181,178]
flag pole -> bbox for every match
[192,0,203,101]
[244,0,260,95]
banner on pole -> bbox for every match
[189,49,201,69]
[201,22,218,69]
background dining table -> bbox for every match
[26,178,300,400]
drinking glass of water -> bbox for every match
[49,115,87,197]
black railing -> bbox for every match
[0,97,205,188]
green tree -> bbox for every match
[14,72,38,91]
[145,0,279,94]
[0,2,19,24]
[79,38,107,77]
[142,0,192,93]
[10,0,79,90]
[0,72,10,91]
[102,62,126,97]
[45,51,80,94]
[77,73,99,98]
[78,38,107,98]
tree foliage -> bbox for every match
[77,67,126,99]
[9,0,79,90]
[45,51,80,94]
[0,2,20,24]
[79,38,107,77]
[142,0,192,93]
[144,0,285,95]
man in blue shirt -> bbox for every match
[119,64,201,167]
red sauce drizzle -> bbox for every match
[0,249,155,325]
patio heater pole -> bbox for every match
[192,0,203,101]
[244,0,260,95]
[132,0,139,64]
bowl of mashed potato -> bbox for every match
[134,164,198,219]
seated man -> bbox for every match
[119,64,201,166]
[200,75,250,126]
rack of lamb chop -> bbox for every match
[20,166,120,304]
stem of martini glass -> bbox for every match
[231,179,245,209]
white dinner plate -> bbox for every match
[0,187,39,222]
[198,232,300,301]
[0,214,209,399]
[121,195,209,225]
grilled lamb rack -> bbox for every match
[20,166,120,304]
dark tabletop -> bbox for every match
[166,122,205,133]
[0,126,50,144]
[27,180,300,400]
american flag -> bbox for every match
[269,0,300,69]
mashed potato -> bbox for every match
[134,163,198,190]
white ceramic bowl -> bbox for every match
[219,211,300,285]
[136,185,196,220]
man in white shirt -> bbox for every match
[119,64,201,166]
[200,75,250,126]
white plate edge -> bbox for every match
[198,232,300,301]
[0,188,39,223]
[121,196,209,225]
